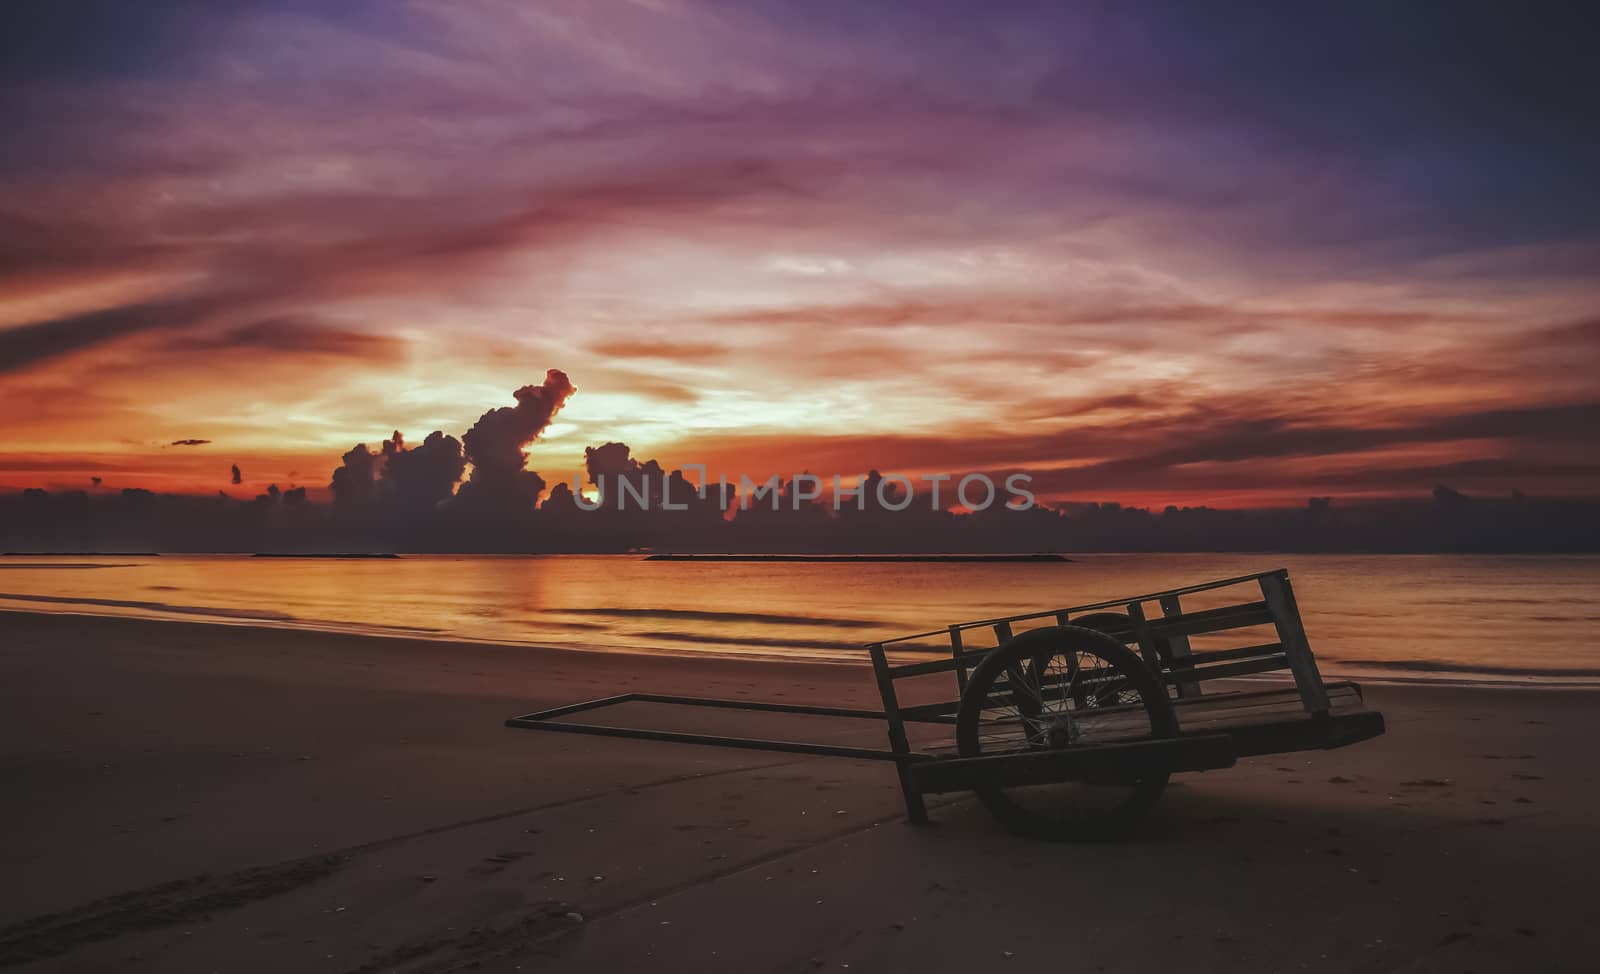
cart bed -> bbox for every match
[923,681,1383,759]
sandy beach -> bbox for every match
[1,610,1593,972]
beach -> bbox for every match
[1,610,1593,972]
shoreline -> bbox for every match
[4,604,1597,692]
[0,606,865,669]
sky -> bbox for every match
[2,0,1598,509]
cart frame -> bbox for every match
[506,568,1385,826]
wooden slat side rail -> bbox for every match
[1160,594,1199,699]
[1172,680,1358,709]
[874,569,1288,646]
[958,672,1135,713]
[1162,642,1285,668]
[889,639,1291,688]
[1160,655,1289,684]
[916,684,1370,754]
[1064,684,1365,738]
[1145,601,1275,638]
[1157,642,1291,685]
[885,650,992,679]
[1258,572,1331,715]
[897,699,964,721]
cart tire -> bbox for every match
[956,626,1177,841]
[1065,612,1136,644]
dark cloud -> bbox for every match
[166,316,407,361]
[663,396,1600,498]
[316,377,569,550]
[706,296,1486,333]
[572,442,732,523]
[1054,400,1600,488]
[0,294,227,375]
[230,464,242,485]
[0,295,405,378]
[329,430,466,518]
[381,431,466,513]
[329,442,380,509]
[169,439,210,447]
[457,370,576,509]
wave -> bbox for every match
[0,591,298,622]
[641,629,870,652]
[0,592,450,637]
[1434,596,1598,607]
[1328,657,1600,679]
[550,607,883,629]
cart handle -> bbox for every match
[505,692,929,763]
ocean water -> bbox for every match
[1,553,1597,688]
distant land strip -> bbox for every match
[4,552,159,556]
[252,552,401,559]
[643,553,1071,563]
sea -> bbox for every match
[2,553,1597,688]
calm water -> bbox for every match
[2,554,1597,687]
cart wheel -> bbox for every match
[1066,611,1136,645]
[955,625,1178,841]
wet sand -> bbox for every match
[1,610,1593,972]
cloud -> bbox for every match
[576,368,701,404]
[329,441,381,508]
[168,439,211,447]
[588,338,728,361]
[457,369,576,507]
[0,294,228,375]
[3,0,1599,517]
[319,375,573,552]
[705,295,1488,333]
[381,431,467,513]
[165,316,407,362]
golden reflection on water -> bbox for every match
[1,553,1596,686]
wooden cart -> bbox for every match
[506,569,1385,839]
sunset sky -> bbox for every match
[3,0,1598,509]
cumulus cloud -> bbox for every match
[329,442,381,508]
[456,369,576,509]
[382,431,466,513]
[323,372,571,540]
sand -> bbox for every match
[0,609,1593,972]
